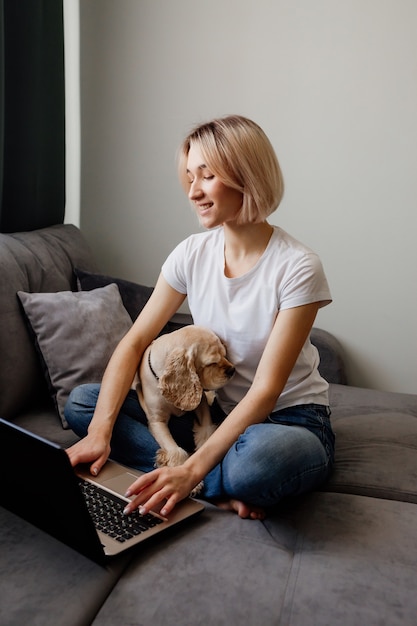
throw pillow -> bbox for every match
[17,284,132,428]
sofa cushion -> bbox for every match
[17,284,132,428]
[75,268,153,322]
[0,505,133,626]
[324,410,417,503]
[91,493,417,626]
[11,407,80,448]
[0,224,98,419]
[329,382,417,418]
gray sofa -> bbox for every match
[1,224,417,626]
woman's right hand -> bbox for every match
[66,432,111,477]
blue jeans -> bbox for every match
[64,384,335,508]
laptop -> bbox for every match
[0,418,204,564]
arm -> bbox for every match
[66,274,186,474]
[124,301,320,516]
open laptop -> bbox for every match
[0,418,204,564]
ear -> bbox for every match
[158,347,203,411]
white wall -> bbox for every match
[79,0,417,394]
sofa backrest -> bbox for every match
[0,224,98,419]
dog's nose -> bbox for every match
[226,366,235,378]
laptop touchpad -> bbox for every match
[100,473,139,497]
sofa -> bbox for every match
[1,224,417,626]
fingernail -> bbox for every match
[124,489,131,497]
[138,506,146,515]
[123,506,130,515]
[160,508,167,517]
[92,467,98,476]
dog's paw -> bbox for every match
[190,481,204,497]
[155,447,189,468]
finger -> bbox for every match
[139,487,181,518]
[159,493,179,517]
[66,442,94,466]
[66,447,85,468]
[122,478,160,515]
[123,481,173,516]
[90,451,109,476]
[65,445,78,465]
[123,483,162,515]
[125,470,159,497]
[90,460,102,476]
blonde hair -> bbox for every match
[178,115,284,224]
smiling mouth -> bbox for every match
[198,203,213,211]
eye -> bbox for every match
[204,362,219,369]
[203,175,214,180]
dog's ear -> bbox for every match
[159,347,203,411]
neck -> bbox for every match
[223,221,274,278]
[223,220,273,251]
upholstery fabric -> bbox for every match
[75,268,153,322]
[0,505,132,626]
[17,284,132,428]
[326,411,417,503]
[309,327,347,384]
[0,224,98,419]
[9,406,79,448]
[330,382,417,417]
[75,268,188,335]
[91,494,417,626]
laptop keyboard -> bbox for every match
[79,479,163,543]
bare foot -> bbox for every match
[213,498,266,520]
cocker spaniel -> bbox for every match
[134,325,235,494]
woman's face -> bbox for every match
[186,145,243,229]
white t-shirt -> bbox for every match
[162,226,332,414]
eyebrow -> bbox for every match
[186,164,208,174]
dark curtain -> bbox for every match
[0,0,65,233]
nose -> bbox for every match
[188,179,203,200]
[226,366,235,378]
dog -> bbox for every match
[134,325,235,494]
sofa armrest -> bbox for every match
[311,328,347,385]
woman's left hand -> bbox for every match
[122,464,198,518]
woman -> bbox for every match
[65,115,335,520]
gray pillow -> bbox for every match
[17,284,132,428]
